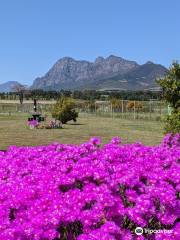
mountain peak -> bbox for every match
[106,55,123,60]
[145,61,154,65]
[59,57,75,62]
[0,81,21,93]
[31,55,167,91]
[95,56,105,63]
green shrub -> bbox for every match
[52,98,78,124]
[157,62,180,111]
[164,111,180,134]
[157,61,180,134]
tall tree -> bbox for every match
[157,61,180,133]
[157,61,180,111]
[13,83,28,104]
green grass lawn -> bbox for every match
[0,113,164,150]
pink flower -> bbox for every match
[0,134,179,239]
[111,137,122,145]
[27,119,39,128]
[90,137,101,146]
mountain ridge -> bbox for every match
[0,56,167,92]
[31,55,167,91]
[0,81,21,93]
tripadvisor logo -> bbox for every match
[135,227,143,235]
[135,227,173,235]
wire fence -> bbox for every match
[0,100,168,121]
[0,102,53,115]
[79,100,168,121]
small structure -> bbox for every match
[28,99,45,122]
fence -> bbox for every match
[0,100,168,121]
[79,100,168,121]
[0,101,54,115]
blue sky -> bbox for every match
[0,0,180,85]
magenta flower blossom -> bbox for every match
[90,137,101,146]
[110,136,122,145]
[0,134,179,239]
[27,119,39,128]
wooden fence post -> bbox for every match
[122,100,124,118]
[134,100,136,120]
[95,102,97,115]
[149,101,152,119]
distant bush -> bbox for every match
[52,97,78,124]
[126,101,143,111]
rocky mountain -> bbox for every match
[0,81,21,93]
[31,55,167,91]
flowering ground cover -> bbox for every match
[0,134,179,240]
